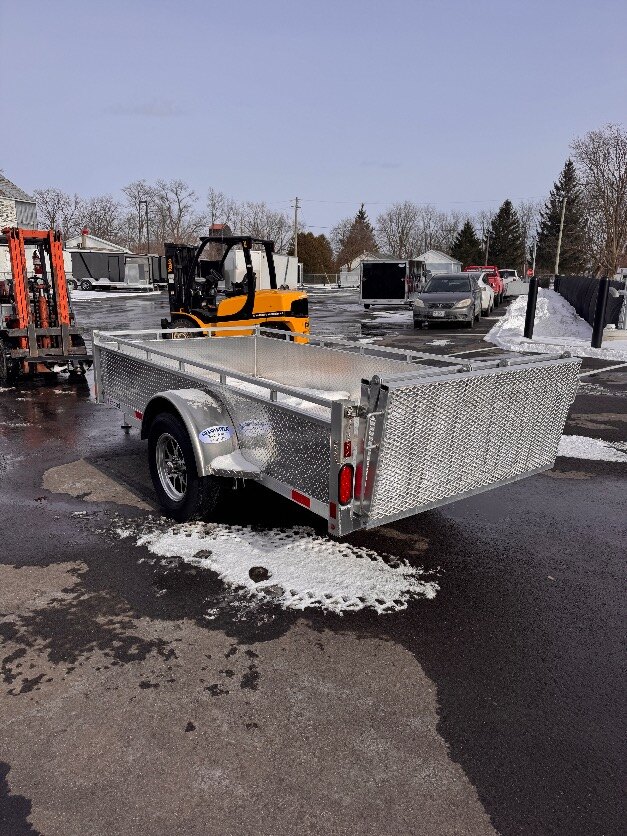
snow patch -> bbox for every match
[118,522,438,614]
[70,290,163,301]
[427,339,452,346]
[485,289,627,360]
[557,435,627,462]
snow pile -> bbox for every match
[369,308,412,323]
[485,289,627,360]
[70,289,163,301]
[427,339,452,346]
[118,523,437,614]
[558,435,627,462]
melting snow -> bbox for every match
[427,339,452,346]
[485,289,627,360]
[557,435,627,462]
[70,289,163,301]
[117,523,438,614]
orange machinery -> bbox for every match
[0,227,90,383]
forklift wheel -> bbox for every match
[148,412,222,522]
[170,318,202,339]
[0,341,18,386]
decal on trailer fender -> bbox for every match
[198,425,232,444]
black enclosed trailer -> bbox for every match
[360,259,425,309]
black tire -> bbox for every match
[0,339,18,385]
[364,304,371,310]
[148,412,222,522]
[170,317,202,339]
[80,280,93,291]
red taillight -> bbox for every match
[343,440,352,458]
[338,464,354,506]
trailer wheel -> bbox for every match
[148,412,221,522]
[80,280,93,291]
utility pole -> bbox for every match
[484,230,491,266]
[293,196,300,260]
[554,197,567,276]
[139,199,150,254]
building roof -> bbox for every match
[417,249,461,265]
[339,251,395,272]
[65,233,132,253]
[0,173,34,203]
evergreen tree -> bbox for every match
[536,159,588,274]
[289,231,334,274]
[450,219,483,268]
[488,200,523,268]
[336,204,378,268]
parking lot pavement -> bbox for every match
[0,290,625,835]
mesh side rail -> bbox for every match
[367,361,581,524]
[98,348,332,503]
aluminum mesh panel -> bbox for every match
[368,361,581,522]
[219,388,331,501]
[99,347,330,502]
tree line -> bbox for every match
[33,181,295,256]
[308,124,625,277]
[33,123,626,276]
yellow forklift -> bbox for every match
[162,235,308,341]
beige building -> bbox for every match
[0,173,37,229]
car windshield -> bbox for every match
[424,277,472,293]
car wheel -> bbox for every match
[148,412,222,522]
[80,280,92,291]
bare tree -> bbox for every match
[81,194,125,243]
[376,201,421,258]
[571,123,627,275]
[330,217,353,258]
[206,188,238,230]
[122,179,157,252]
[236,201,293,252]
[152,179,206,247]
[33,188,84,239]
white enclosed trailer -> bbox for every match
[223,249,300,291]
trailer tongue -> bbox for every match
[94,327,580,536]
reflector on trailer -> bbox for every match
[338,464,354,505]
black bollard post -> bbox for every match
[591,277,610,348]
[524,277,539,339]
[554,275,561,293]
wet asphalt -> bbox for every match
[0,289,625,836]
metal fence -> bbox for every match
[554,275,626,328]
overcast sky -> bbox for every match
[1,0,625,232]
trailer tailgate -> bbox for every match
[361,358,581,526]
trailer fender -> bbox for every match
[141,389,242,478]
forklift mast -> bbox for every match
[0,227,90,381]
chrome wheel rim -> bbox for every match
[156,433,187,501]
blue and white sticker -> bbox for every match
[198,425,232,445]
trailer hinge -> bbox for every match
[343,405,367,418]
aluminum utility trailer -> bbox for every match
[93,327,581,537]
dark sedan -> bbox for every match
[410,274,482,329]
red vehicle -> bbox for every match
[464,265,505,305]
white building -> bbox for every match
[65,231,131,253]
[417,249,462,274]
[0,173,37,229]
